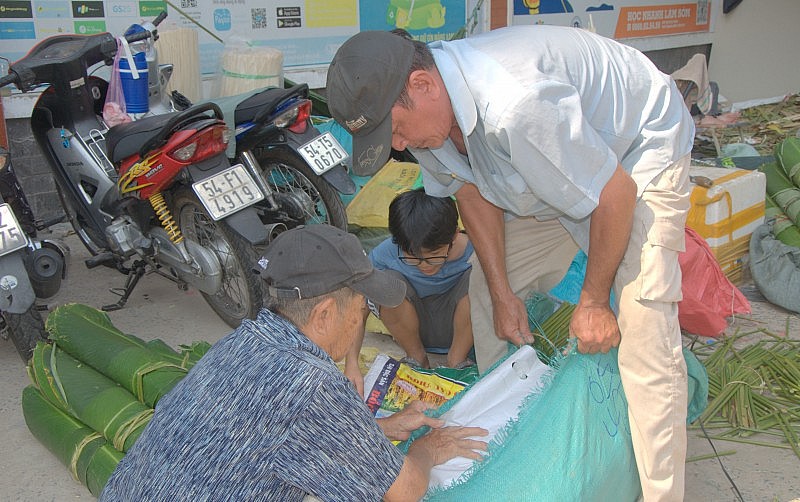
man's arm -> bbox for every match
[455,183,532,346]
[571,164,637,353]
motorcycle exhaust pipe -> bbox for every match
[264,223,287,243]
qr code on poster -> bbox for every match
[251,8,267,29]
[180,0,196,8]
[696,0,709,25]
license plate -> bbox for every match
[0,203,27,257]
[298,131,349,175]
[192,164,265,221]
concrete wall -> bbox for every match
[708,1,800,103]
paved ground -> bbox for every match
[1,224,798,501]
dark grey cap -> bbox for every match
[326,31,415,176]
[257,224,406,307]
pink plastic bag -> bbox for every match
[678,227,750,337]
[102,37,131,127]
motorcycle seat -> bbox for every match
[106,112,180,163]
[234,83,309,124]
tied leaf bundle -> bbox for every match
[27,342,153,452]
[22,386,124,497]
[46,304,190,407]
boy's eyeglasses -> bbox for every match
[398,243,452,266]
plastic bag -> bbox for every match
[102,37,132,127]
[678,227,750,337]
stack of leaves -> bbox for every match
[761,137,800,247]
[690,330,800,459]
[22,303,212,496]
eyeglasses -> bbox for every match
[398,243,452,266]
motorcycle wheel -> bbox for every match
[3,306,47,362]
[255,148,348,230]
[173,189,263,328]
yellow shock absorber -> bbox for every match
[149,192,184,244]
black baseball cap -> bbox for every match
[326,31,415,176]
[257,224,406,307]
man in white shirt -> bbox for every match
[326,25,694,501]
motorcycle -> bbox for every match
[0,145,67,360]
[0,28,278,328]
[213,83,353,231]
[126,12,353,230]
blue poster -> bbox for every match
[360,0,466,41]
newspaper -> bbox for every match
[363,354,469,418]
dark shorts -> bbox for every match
[385,269,471,352]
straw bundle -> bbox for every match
[217,45,283,97]
[155,26,201,103]
[22,386,124,497]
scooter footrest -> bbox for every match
[84,251,114,269]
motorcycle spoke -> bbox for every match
[266,164,329,225]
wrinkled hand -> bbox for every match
[570,302,621,354]
[410,426,489,466]
[493,294,534,347]
[377,401,443,441]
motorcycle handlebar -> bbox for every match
[125,30,152,44]
[0,73,18,88]
[152,11,168,27]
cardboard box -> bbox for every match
[686,165,766,284]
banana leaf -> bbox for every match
[27,342,153,452]
[766,193,800,247]
[762,161,800,227]
[146,338,212,370]
[776,137,800,187]
[46,303,188,407]
[22,386,123,497]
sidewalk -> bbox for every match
[1,225,798,501]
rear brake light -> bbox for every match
[288,100,312,134]
[168,124,229,162]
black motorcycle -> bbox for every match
[0,145,67,360]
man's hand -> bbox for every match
[570,302,621,353]
[409,425,489,466]
[377,401,443,441]
[492,292,534,347]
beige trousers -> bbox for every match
[469,156,691,501]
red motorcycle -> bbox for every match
[1,28,274,327]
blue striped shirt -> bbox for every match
[100,308,405,501]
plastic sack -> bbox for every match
[403,347,642,501]
[678,227,750,337]
[401,343,707,501]
[102,37,132,127]
[749,222,800,314]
